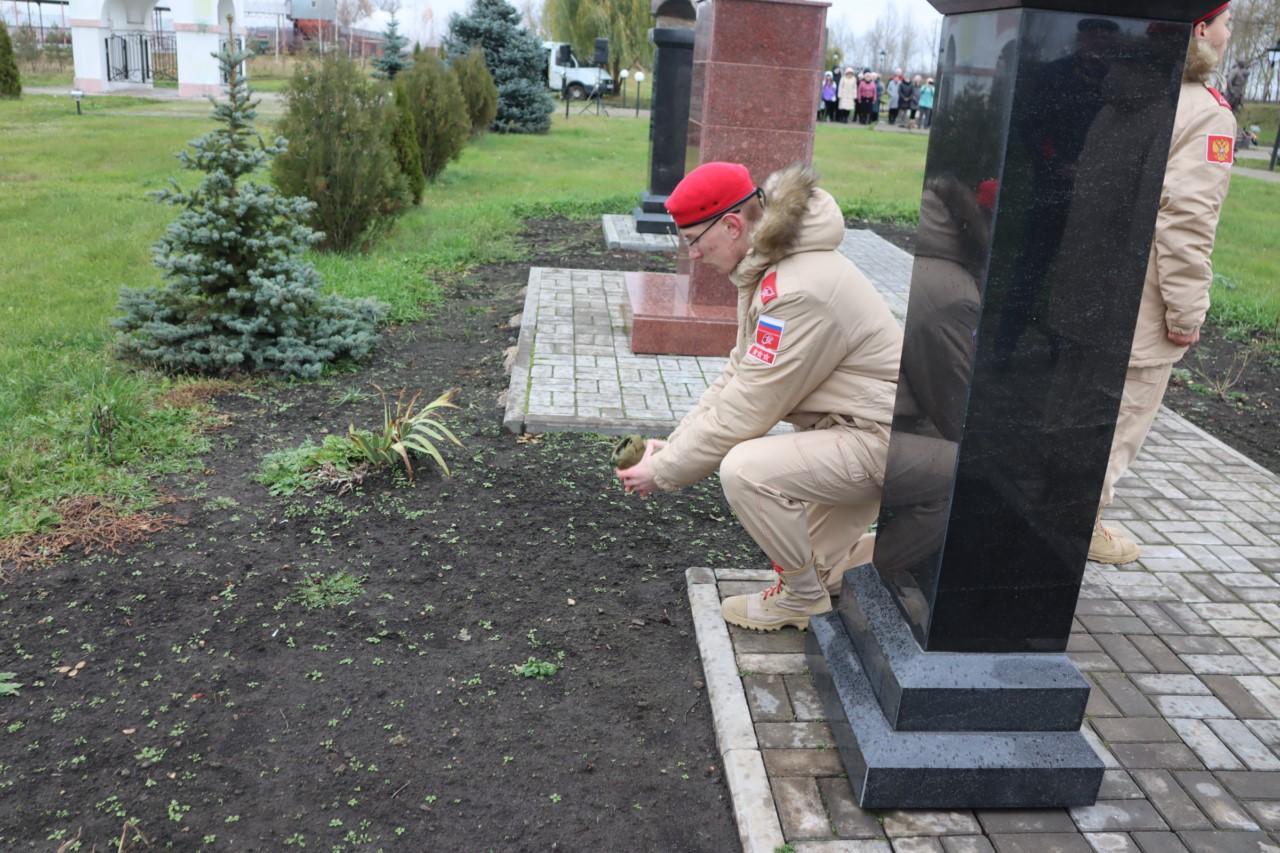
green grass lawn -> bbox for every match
[1,92,1277,543]
[1239,101,1278,146]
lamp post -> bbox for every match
[71,88,84,115]
[879,49,886,70]
[619,67,629,103]
[1269,40,1280,171]
[634,70,645,116]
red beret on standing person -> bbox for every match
[664,162,759,229]
[1194,2,1229,23]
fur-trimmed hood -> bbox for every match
[730,163,845,289]
[1184,36,1219,84]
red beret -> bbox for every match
[1195,2,1229,23]
[665,162,758,229]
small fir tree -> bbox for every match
[0,21,21,99]
[451,46,498,137]
[400,53,469,181]
[114,21,385,379]
[392,82,426,203]
[443,0,553,134]
[372,15,412,80]
[272,51,410,250]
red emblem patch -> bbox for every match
[747,315,784,365]
[759,272,778,305]
[1206,134,1234,166]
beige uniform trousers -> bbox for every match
[718,424,888,577]
[1100,363,1174,509]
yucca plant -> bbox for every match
[347,387,462,480]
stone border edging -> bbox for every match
[502,267,542,435]
[686,567,786,853]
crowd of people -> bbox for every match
[819,67,935,129]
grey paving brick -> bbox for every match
[730,627,808,654]
[1130,770,1213,830]
[1201,675,1276,719]
[991,835,1093,853]
[1168,718,1245,770]
[1089,686,1124,717]
[1128,831,1191,853]
[1241,801,1280,832]
[1110,741,1206,771]
[893,838,946,853]
[1176,830,1278,853]
[1081,616,1157,635]
[1070,800,1170,832]
[941,838,996,853]
[744,674,794,722]
[976,810,1079,833]
[1152,695,1236,719]
[818,777,885,838]
[882,811,981,837]
[1164,635,1237,655]
[763,748,847,778]
[1094,674,1160,716]
[1205,719,1280,770]
[1177,655,1259,676]
[1083,833,1142,852]
[1100,770,1147,800]
[1131,674,1211,695]
[774,776,834,840]
[1097,634,1157,673]
[756,722,836,749]
[1094,718,1181,743]
[785,675,826,721]
[1215,770,1280,800]
[1173,771,1261,830]
[1130,636,1192,673]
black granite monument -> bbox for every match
[807,0,1214,808]
[633,19,696,235]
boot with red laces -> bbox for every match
[721,559,831,632]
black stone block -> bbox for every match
[838,566,1090,732]
[639,192,669,215]
[632,208,677,235]
[807,612,1105,809]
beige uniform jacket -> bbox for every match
[1130,75,1235,368]
[650,165,904,492]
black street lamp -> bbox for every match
[1269,40,1280,171]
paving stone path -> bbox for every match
[507,230,1280,852]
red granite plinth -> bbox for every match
[625,272,737,356]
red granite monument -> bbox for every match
[626,0,829,356]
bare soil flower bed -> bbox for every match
[0,219,751,851]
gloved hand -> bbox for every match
[610,435,646,470]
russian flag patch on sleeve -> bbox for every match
[747,315,784,365]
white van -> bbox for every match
[542,41,615,100]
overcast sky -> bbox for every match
[339,0,943,51]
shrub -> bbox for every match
[273,52,410,251]
[0,22,21,98]
[443,0,553,134]
[114,33,386,380]
[451,46,498,137]
[400,54,469,182]
[391,82,426,204]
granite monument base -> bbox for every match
[633,192,676,235]
[806,567,1103,808]
[624,272,735,356]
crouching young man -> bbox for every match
[616,162,903,631]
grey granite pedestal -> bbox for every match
[807,567,1104,808]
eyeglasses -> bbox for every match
[684,188,764,248]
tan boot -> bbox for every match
[721,560,831,632]
[1089,524,1139,564]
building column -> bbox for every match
[69,19,108,92]
[174,24,224,98]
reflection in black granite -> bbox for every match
[874,10,1188,653]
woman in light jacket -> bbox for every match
[837,67,857,124]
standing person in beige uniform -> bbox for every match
[615,162,903,631]
[1091,2,1237,563]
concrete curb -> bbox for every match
[601,214,679,253]
[502,268,542,435]
[686,567,786,853]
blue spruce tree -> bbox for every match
[443,0,553,134]
[114,21,385,379]
[372,15,412,80]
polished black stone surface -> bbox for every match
[645,27,694,199]
[929,0,1221,23]
[807,612,1105,808]
[873,8,1189,653]
[837,566,1089,732]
